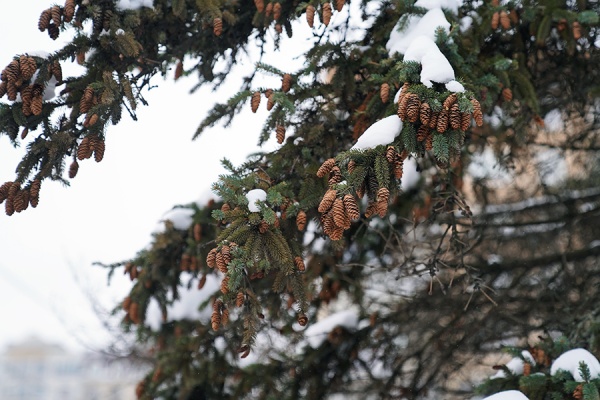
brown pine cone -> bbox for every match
[19,56,37,81]
[251,91,261,113]
[306,5,315,28]
[80,86,94,113]
[417,124,430,142]
[294,256,306,272]
[282,73,292,93]
[64,0,76,22]
[174,60,184,80]
[273,2,282,20]
[236,291,245,307]
[266,92,275,111]
[332,198,347,228]
[471,98,483,127]
[317,158,336,178]
[425,134,433,151]
[322,3,332,26]
[460,112,472,131]
[297,314,308,326]
[347,160,356,174]
[342,194,360,221]
[39,8,52,32]
[276,125,286,144]
[419,102,432,126]
[443,93,457,110]
[499,11,510,30]
[213,17,223,36]
[51,6,62,27]
[491,11,500,30]
[68,160,79,179]
[450,103,461,130]
[318,189,337,213]
[335,0,345,11]
[406,94,421,123]
[254,0,265,12]
[0,82,6,98]
[376,187,390,217]
[77,136,93,160]
[93,138,105,162]
[31,95,43,116]
[296,210,307,231]
[0,182,12,202]
[265,2,273,17]
[47,24,60,40]
[436,108,449,133]
[502,87,512,102]
[385,146,397,163]
[206,248,217,268]
[397,92,411,121]
[393,159,404,179]
[328,166,342,186]
[51,60,63,83]
[30,179,41,199]
[380,83,390,104]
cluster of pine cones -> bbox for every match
[0,55,62,117]
[38,0,76,40]
[303,0,345,28]
[0,180,41,216]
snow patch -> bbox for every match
[491,351,535,379]
[550,348,600,382]
[445,79,465,93]
[115,0,154,10]
[400,157,420,191]
[543,109,563,132]
[351,115,403,150]
[481,391,529,400]
[303,310,359,348]
[246,189,267,212]
[404,36,455,87]
[156,207,194,231]
[386,9,451,56]
[414,0,463,14]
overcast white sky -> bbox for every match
[0,1,316,352]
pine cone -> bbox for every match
[51,5,62,27]
[5,196,15,216]
[321,211,334,235]
[425,134,434,151]
[393,159,404,179]
[347,160,356,174]
[420,102,432,126]
[129,302,140,324]
[31,95,43,116]
[306,5,315,28]
[573,384,583,400]
[254,0,265,12]
[523,362,531,377]
[460,112,472,131]
[297,314,308,326]
[471,98,483,127]
[51,60,62,83]
[376,187,390,217]
[250,91,261,113]
[296,210,307,231]
[20,128,28,140]
[491,11,499,30]
[220,275,230,294]
[265,2,273,17]
[93,138,105,162]
[68,160,79,179]
[0,82,6,98]
[397,92,411,121]
[221,308,229,326]
[343,194,360,221]
[572,21,583,39]
[335,0,345,11]
[258,220,269,233]
[64,0,76,22]
[213,17,223,36]
[174,61,183,81]
[236,291,245,307]
[206,248,217,268]
[282,73,292,93]
[274,23,283,34]
[39,8,52,32]
[364,201,377,219]
[77,136,92,160]
[266,93,276,111]
[406,94,421,123]
[30,179,41,199]
[294,256,306,272]
[509,9,519,25]
[211,309,221,331]
[0,182,11,203]
[499,11,510,29]
[80,86,94,113]
[13,190,28,213]
[273,2,282,20]
[450,103,461,130]
[380,83,390,104]
[19,56,37,81]
[321,2,332,26]
[276,125,286,144]
[8,182,20,198]
[47,24,60,40]
[502,87,512,102]
[385,146,397,163]
[3,60,20,83]
[443,93,457,110]
[317,158,336,178]
[221,203,231,212]
[356,180,366,199]
[436,108,449,133]
[332,198,347,228]
[417,124,430,142]
[328,166,342,186]
[318,189,337,213]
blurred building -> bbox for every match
[0,337,142,400]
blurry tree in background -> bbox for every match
[1,0,600,398]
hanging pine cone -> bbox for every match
[450,103,461,130]
[0,182,11,202]
[471,98,484,126]
[77,136,92,160]
[416,124,430,142]
[8,182,20,198]
[0,82,6,98]
[306,5,315,28]
[273,2,282,20]
[294,256,306,272]
[68,160,79,179]
[328,166,342,186]
[19,56,37,81]
[364,201,377,218]
[380,83,390,104]
[31,95,43,116]
[258,220,269,233]
[50,61,62,83]
[221,308,229,326]
[393,159,404,179]
[322,3,332,26]
[509,9,519,25]
[460,112,471,131]
[30,179,41,199]
[502,87,513,102]
[3,60,20,83]
[220,275,230,294]
[94,138,105,162]
[491,11,500,29]
[39,8,52,31]
[266,92,275,111]
[254,0,265,12]
[397,92,410,121]
[235,291,245,307]
[13,190,27,213]
[5,196,15,216]
[317,158,336,178]
[297,314,308,326]
[80,86,94,113]
[385,146,397,163]
[275,23,283,34]
[20,128,28,140]
[329,226,344,240]
[64,0,76,22]
[321,211,335,235]
[319,189,337,213]
[376,187,390,217]
[573,384,583,400]
[51,5,62,27]
[419,102,432,126]
[347,160,356,174]
[343,194,360,221]
[47,24,60,40]
[425,134,434,151]
[335,0,345,11]
[282,73,292,93]
[250,91,261,113]
[192,223,202,242]
[557,18,567,32]
[221,203,231,212]
[276,125,286,144]
[296,210,307,231]
[406,94,421,123]
[332,198,347,228]
[499,11,510,29]
[572,21,582,40]
[213,17,223,36]
[174,60,183,80]
[443,93,457,110]
[265,2,273,17]
[211,309,221,331]
[206,248,217,268]
[436,108,449,133]
[129,302,140,324]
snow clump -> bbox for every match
[246,189,267,212]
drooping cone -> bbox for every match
[77,136,92,160]
[297,314,308,326]
[64,0,76,22]
[68,160,79,178]
[509,9,519,25]
[491,12,499,29]
[31,95,43,116]
[20,128,29,140]
[443,93,457,110]
[251,91,261,113]
[328,166,342,186]
[193,223,202,242]
[80,86,94,113]
[332,198,347,228]
[317,158,336,178]
[425,134,434,150]
[471,98,483,126]
[50,60,62,83]
[393,158,404,179]
[19,56,37,81]
[499,11,510,29]
[282,73,292,93]
[213,17,223,36]
[5,196,14,216]
[0,82,6,98]
[51,5,62,27]
[275,23,283,34]
[39,8,52,32]
[296,210,307,231]
[254,0,265,12]
[306,5,315,28]
[0,182,11,202]
[380,83,390,103]
[397,92,410,120]
[265,2,273,17]
[436,108,449,133]
[376,187,390,217]
[416,124,430,142]
[385,146,397,163]
[220,275,230,294]
[322,3,332,26]
[294,256,306,272]
[206,248,217,268]
[266,92,275,111]
[335,0,345,11]
[273,2,282,20]
[236,291,245,307]
[449,103,461,130]
[47,24,60,40]
[460,112,472,131]
[13,190,28,213]
[347,160,356,174]
[406,94,421,123]
[7,82,18,101]
[221,308,229,326]
[93,138,105,162]
[318,189,337,213]
[502,87,513,102]
[342,194,360,221]
[174,60,183,80]
[572,21,582,40]
[30,179,41,199]
[276,125,285,144]
[211,306,221,331]
[419,102,432,126]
